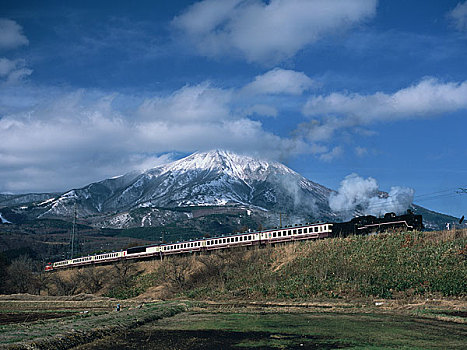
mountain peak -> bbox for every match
[159,149,294,182]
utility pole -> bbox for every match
[70,203,77,259]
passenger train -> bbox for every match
[44,210,423,271]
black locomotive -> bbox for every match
[332,210,423,237]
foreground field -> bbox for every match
[76,309,466,350]
[1,229,466,348]
[0,296,465,349]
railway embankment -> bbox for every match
[102,228,466,301]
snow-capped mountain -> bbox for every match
[2,149,457,230]
[32,150,333,225]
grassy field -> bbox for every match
[1,297,464,349]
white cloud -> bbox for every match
[0,19,29,50]
[355,146,368,157]
[0,83,309,193]
[304,77,467,120]
[302,78,467,141]
[172,0,377,64]
[138,82,233,122]
[296,78,467,159]
[243,104,278,117]
[448,1,467,31]
[319,146,342,161]
[0,58,32,83]
[0,58,16,76]
[243,68,313,95]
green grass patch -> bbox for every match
[148,311,466,349]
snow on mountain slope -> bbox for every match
[4,150,458,231]
[36,150,334,223]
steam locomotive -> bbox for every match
[44,210,423,271]
[332,210,423,237]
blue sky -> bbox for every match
[0,0,466,217]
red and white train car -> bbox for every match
[46,222,332,271]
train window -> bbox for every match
[320,226,323,232]
[293,229,297,234]
[298,229,302,234]
[303,228,307,233]
[273,232,276,237]
[314,227,318,232]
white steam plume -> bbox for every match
[329,174,414,220]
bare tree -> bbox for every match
[112,259,134,288]
[6,255,36,294]
[160,255,193,290]
[78,267,105,293]
[48,271,80,296]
